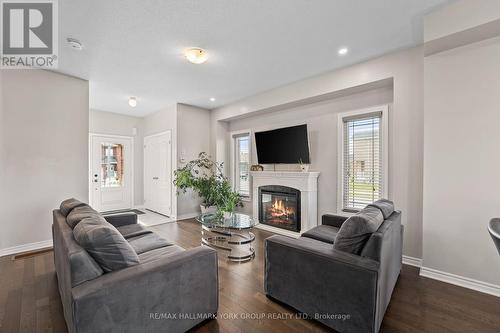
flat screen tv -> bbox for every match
[255,124,310,164]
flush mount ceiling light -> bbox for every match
[66,37,83,50]
[210,97,216,102]
[128,97,137,108]
[184,47,208,64]
[338,47,349,55]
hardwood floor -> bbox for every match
[1,219,500,333]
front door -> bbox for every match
[90,135,133,212]
[144,131,172,216]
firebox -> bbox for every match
[258,185,301,232]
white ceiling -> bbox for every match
[56,0,452,117]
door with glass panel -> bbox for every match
[90,135,133,212]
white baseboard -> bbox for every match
[176,212,199,221]
[402,255,422,268]
[0,239,53,258]
[420,266,500,297]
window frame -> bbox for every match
[337,105,389,213]
[230,129,252,200]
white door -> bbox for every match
[90,135,133,212]
[144,131,172,216]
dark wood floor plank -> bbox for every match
[19,258,36,333]
[1,219,500,333]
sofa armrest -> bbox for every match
[265,235,379,333]
[71,246,218,333]
[322,214,349,228]
[103,213,137,227]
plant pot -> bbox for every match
[223,211,233,219]
[300,164,310,172]
[200,205,216,214]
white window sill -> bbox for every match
[240,196,252,202]
[336,210,358,217]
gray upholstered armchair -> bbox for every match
[489,218,500,255]
[265,200,402,333]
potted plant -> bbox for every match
[174,152,221,212]
[214,178,244,219]
[299,158,310,172]
[174,152,243,217]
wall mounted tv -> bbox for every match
[255,124,310,164]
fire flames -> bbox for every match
[270,199,295,219]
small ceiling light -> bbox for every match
[128,97,137,108]
[66,37,83,50]
[338,47,349,56]
[210,97,216,102]
[184,47,208,64]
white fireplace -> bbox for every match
[250,171,320,237]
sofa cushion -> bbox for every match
[367,199,394,219]
[138,244,185,263]
[73,217,140,272]
[128,233,173,254]
[334,206,384,255]
[60,198,87,217]
[301,225,339,244]
[66,205,100,229]
[116,223,152,239]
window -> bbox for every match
[338,106,388,212]
[100,143,124,187]
[233,132,251,197]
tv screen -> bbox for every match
[255,124,310,164]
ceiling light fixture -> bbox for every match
[66,37,83,50]
[210,97,216,102]
[338,47,349,56]
[128,97,137,108]
[184,47,208,64]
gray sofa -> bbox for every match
[52,198,218,333]
[264,200,402,333]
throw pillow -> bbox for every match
[66,205,100,229]
[334,206,384,255]
[60,198,87,216]
[73,217,140,272]
[367,199,395,219]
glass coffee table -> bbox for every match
[196,212,256,262]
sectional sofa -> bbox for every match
[52,198,218,333]
[265,199,402,333]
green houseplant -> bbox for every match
[174,152,243,217]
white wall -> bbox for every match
[143,105,177,137]
[0,70,89,252]
[423,36,500,289]
[228,87,393,217]
[211,46,424,259]
[89,109,144,206]
[424,0,500,42]
[176,104,211,218]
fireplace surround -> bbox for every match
[259,185,301,232]
[250,171,320,236]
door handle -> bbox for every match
[153,177,159,180]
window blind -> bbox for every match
[234,134,250,197]
[342,112,382,210]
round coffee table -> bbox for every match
[196,212,256,262]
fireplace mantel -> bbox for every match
[250,171,320,237]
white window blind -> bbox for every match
[342,112,383,211]
[234,134,250,197]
